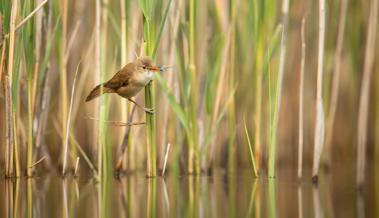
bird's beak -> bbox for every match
[148,66,161,72]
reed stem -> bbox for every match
[59,0,69,173]
[119,0,129,167]
[4,75,13,177]
[100,0,112,181]
[188,0,199,174]
[325,0,348,167]
[13,111,20,177]
[27,79,33,176]
[5,0,18,177]
[95,0,101,181]
[62,63,80,175]
[312,0,326,181]
[268,0,289,178]
[227,0,237,174]
[244,120,258,177]
[254,38,263,173]
[144,17,157,177]
[357,0,378,186]
[298,17,306,179]
[15,0,48,31]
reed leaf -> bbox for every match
[38,16,60,88]
[155,73,189,131]
[244,120,258,177]
[152,0,172,59]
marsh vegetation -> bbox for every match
[0,0,378,217]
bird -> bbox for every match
[85,57,163,113]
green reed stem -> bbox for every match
[268,0,289,178]
[95,0,101,181]
[145,82,157,177]
[23,0,36,177]
[119,0,130,171]
[188,0,199,174]
[27,80,33,176]
[100,0,112,181]
[244,120,258,177]
[5,0,17,178]
[254,37,263,172]
[141,0,172,177]
[143,16,157,177]
[8,27,21,177]
[227,0,237,174]
[13,113,20,177]
[59,0,69,173]
[62,63,80,175]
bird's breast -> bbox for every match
[132,71,154,86]
[116,71,154,98]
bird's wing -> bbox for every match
[104,64,132,89]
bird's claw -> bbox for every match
[144,107,155,114]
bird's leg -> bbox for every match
[127,98,154,114]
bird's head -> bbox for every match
[135,57,161,74]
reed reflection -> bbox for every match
[312,183,323,218]
[0,171,376,218]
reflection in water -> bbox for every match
[325,176,335,218]
[0,170,376,218]
[227,175,235,218]
[377,170,379,218]
[27,179,32,218]
[312,184,323,218]
[297,184,303,218]
[5,180,12,218]
[62,179,68,218]
[255,181,261,218]
[268,179,276,218]
[246,179,257,217]
[160,179,170,218]
[357,190,365,218]
[147,179,157,218]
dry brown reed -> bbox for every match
[325,0,348,167]
[312,0,326,181]
[5,0,18,177]
[357,0,378,187]
[298,17,306,179]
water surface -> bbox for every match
[0,169,377,218]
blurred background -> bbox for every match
[1,0,379,217]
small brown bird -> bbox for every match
[85,57,162,113]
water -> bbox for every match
[0,169,377,218]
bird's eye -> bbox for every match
[142,66,147,69]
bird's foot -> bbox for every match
[144,107,155,114]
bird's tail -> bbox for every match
[85,84,114,102]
